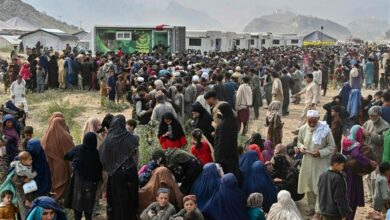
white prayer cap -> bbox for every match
[192,75,200,82]
[228,69,234,74]
[137,77,144,83]
[307,110,320,118]
[173,71,181,77]
[188,64,192,70]
[235,66,241,71]
[167,61,173,66]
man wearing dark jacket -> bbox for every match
[318,153,351,220]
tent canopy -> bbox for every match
[0,20,12,30]
[303,31,337,42]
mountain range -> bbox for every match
[0,0,388,40]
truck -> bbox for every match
[90,25,186,55]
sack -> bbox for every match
[345,145,377,176]
[23,180,38,194]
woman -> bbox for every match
[262,140,274,162]
[158,112,187,149]
[266,101,283,145]
[339,82,352,109]
[26,139,51,197]
[342,125,373,220]
[243,161,277,212]
[267,190,302,220]
[239,151,259,180]
[41,117,74,200]
[82,117,104,148]
[203,173,248,220]
[19,61,31,88]
[25,196,66,220]
[64,132,102,220]
[347,89,361,123]
[2,114,20,166]
[247,144,264,161]
[48,54,58,88]
[191,101,214,144]
[271,144,292,191]
[190,163,222,211]
[214,103,242,184]
[138,166,183,211]
[99,115,139,220]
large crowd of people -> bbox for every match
[0,43,390,220]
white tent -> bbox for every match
[0,35,21,48]
[5,17,37,31]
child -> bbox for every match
[0,190,21,220]
[99,77,107,106]
[77,74,83,90]
[171,195,204,220]
[20,126,33,151]
[140,188,176,220]
[331,105,343,153]
[36,65,45,93]
[373,162,390,213]
[116,75,125,103]
[247,193,266,220]
[318,153,351,220]
[126,119,139,142]
[190,129,213,165]
[10,151,37,182]
[107,70,116,102]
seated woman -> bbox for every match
[190,163,223,211]
[243,161,277,212]
[267,190,302,220]
[239,151,259,180]
[139,167,183,211]
[203,173,248,220]
[140,188,176,220]
[170,195,204,220]
[262,140,274,163]
[247,193,266,220]
[270,144,292,191]
[247,144,264,162]
[25,196,66,220]
[158,112,187,150]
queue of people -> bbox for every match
[1,44,390,220]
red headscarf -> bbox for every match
[248,144,265,162]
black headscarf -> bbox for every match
[101,113,114,130]
[99,115,139,175]
[74,132,102,182]
[157,112,185,140]
[191,102,214,142]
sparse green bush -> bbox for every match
[101,100,129,112]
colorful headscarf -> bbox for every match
[342,125,363,151]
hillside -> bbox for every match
[243,12,352,40]
[0,0,80,33]
[348,18,390,40]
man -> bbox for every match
[213,74,228,102]
[271,71,283,115]
[184,76,199,118]
[150,92,177,123]
[381,91,390,124]
[236,76,252,135]
[363,106,390,201]
[280,69,294,116]
[291,65,304,104]
[224,71,238,110]
[292,74,319,134]
[297,110,335,219]
[10,75,29,113]
[250,68,262,119]
[204,90,227,129]
[312,65,322,103]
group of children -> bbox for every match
[319,153,390,219]
[100,69,127,106]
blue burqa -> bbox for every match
[365,61,374,86]
[26,139,52,196]
[243,161,277,212]
[190,163,221,211]
[239,151,259,179]
[347,89,361,119]
[339,82,352,109]
[203,173,248,220]
[26,196,66,220]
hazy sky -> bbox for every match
[23,0,389,31]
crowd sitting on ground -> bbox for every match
[1,44,390,220]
